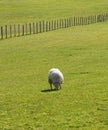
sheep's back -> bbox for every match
[48,68,64,84]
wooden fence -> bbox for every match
[0,13,108,40]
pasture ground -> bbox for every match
[0,0,108,129]
[0,21,108,129]
[0,0,108,25]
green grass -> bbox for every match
[0,0,108,129]
[0,21,108,129]
[0,0,108,25]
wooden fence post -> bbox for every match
[80,17,82,25]
[75,17,77,26]
[102,14,104,22]
[78,17,80,25]
[57,20,59,29]
[10,25,12,38]
[54,20,56,30]
[14,24,16,37]
[92,15,95,23]
[5,25,8,39]
[83,17,85,25]
[25,24,28,35]
[70,17,73,26]
[53,20,55,30]
[79,17,81,25]
[95,15,97,23]
[77,17,79,25]
[66,18,68,27]
[84,17,85,25]
[1,26,3,40]
[76,17,78,25]
[97,15,102,22]
[104,13,106,21]
[64,19,66,28]
[39,21,41,33]
[61,19,64,28]
[36,22,38,34]
[106,13,108,20]
[87,16,90,24]
[69,17,71,27]
[48,21,49,31]
[68,18,70,27]
[56,20,57,29]
[33,23,35,34]
[97,14,101,22]
[102,14,105,22]
[42,20,45,32]
[92,15,94,23]
[53,20,54,30]
[90,16,92,24]
[29,23,31,35]
[60,19,62,29]
[71,17,73,26]
[62,19,64,28]
[49,21,51,31]
[82,17,84,25]
[46,21,48,32]
[97,15,99,23]
[59,19,61,29]
[18,24,20,37]
[86,17,88,24]
[73,17,75,26]
[51,21,52,30]
[22,25,24,36]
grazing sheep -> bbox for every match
[48,68,64,90]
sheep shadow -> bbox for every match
[41,88,59,93]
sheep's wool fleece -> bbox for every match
[48,68,64,84]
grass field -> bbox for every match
[0,0,108,130]
[0,22,108,129]
[0,0,108,25]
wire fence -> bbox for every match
[0,13,108,40]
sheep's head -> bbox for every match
[54,83,59,90]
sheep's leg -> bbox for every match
[50,84,52,90]
[59,84,61,89]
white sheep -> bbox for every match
[48,68,64,90]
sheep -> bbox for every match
[48,68,64,90]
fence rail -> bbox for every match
[0,13,108,40]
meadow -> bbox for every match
[0,0,108,130]
[0,0,108,25]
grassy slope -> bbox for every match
[0,0,108,25]
[0,0,108,129]
[0,21,108,129]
